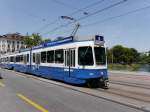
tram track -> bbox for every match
[110,80,150,90]
[97,87,150,103]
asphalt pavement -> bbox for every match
[0,69,143,112]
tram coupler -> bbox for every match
[99,78,109,89]
[103,80,109,89]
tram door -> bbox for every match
[35,53,41,70]
[64,49,75,77]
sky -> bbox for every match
[0,0,150,52]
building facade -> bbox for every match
[0,33,26,56]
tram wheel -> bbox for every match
[87,80,99,88]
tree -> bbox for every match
[23,35,34,48]
[140,54,150,65]
[31,33,42,46]
[107,45,140,64]
[55,37,64,40]
[24,33,42,48]
[42,38,51,43]
[111,45,124,64]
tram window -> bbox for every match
[78,47,94,65]
[72,50,75,67]
[36,53,41,64]
[55,49,64,63]
[27,54,29,62]
[13,56,16,63]
[33,53,35,63]
[47,50,54,63]
[20,55,23,62]
[41,51,47,63]
[24,55,27,64]
[10,57,14,62]
[94,47,106,65]
[16,56,19,62]
[6,57,8,62]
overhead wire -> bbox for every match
[82,4,150,27]
[50,0,82,10]
[36,0,105,34]
[41,0,127,36]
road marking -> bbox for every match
[0,81,5,87]
[17,94,49,112]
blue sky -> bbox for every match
[0,0,150,52]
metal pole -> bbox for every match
[112,50,113,64]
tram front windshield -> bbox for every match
[78,46,106,66]
[94,47,106,65]
[78,47,94,66]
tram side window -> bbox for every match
[10,57,14,62]
[23,55,27,64]
[55,49,64,63]
[16,56,20,62]
[27,54,29,62]
[20,55,23,62]
[33,53,35,63]
[6,57,9,62]
[78,47,94,65]
[13,56,16,63]
[47,50,54,63]
[35,53,41,64]
[94,47,106,65]
[41,51,47,63]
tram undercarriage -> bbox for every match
[87,77,109,89]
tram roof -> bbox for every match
[1,35,105,56]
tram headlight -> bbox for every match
[100,71,104,75]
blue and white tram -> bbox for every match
[0,35,109,88]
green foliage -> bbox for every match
[55,37,64,40]
[108,64,142,71]
[24,33,51,48]
[139,54,150,65]
[31,33,42,46]
[42,38,51,43]
[107,45,140,64]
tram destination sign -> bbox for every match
[94,35,105,46]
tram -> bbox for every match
[0,35,109,88]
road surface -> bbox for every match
[0,69,144,112]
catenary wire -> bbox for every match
[41,0,127,36]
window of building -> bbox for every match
[47,50,54,63]
[41,51,47,63]
[17,41,19,49]
[55,49,64,63]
